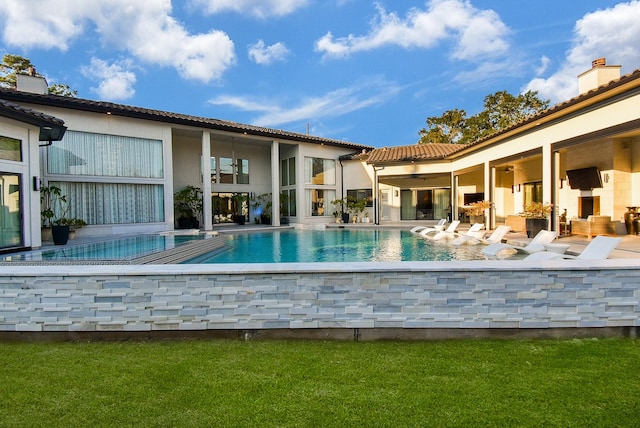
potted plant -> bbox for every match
[232,193,248,225]
[519,202,553,238]
[331,197,349,224]
[60,217,87,239]
[40,184,71,245]
[467,200,492,224]
[174,185,203,229]
[346,196,367,223]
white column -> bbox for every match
[542,144,552,204]
[484,161,491,229]
[201,131,212,231]
[271,141,280,226]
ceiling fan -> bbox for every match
[503,164,514,173]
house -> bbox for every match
[343,58,640,233]
[1,58,639,254]
[0,73,372,252]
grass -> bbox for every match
[1,338,639,427]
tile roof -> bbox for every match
[0,98,67,141]
[365,143,463,164]
[0,88,372,151]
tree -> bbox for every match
[419,90,549,145]
[0,54,77,97]
[0,54,34,88]
[48,83,77,97]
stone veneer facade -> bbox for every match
[1,260,639,340]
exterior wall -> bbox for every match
[1,261,639,333]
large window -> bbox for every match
[0,136,21,162]
[400,188,450,220]
[306,189,335,217]
[47,131,163,177]
[281,189,296,217]
[347,189,373,207]
[523,182,542,206]
[212,157,249,184]
[305,157,335,185]
[281,157,296,186]
[55,182,164,224]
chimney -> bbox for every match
[16,66,48,94]
[577,58,621,95]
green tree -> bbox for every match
[1,54,76,97]
[48,83,77,97]
[419,90,549,145]
[0,54,34,88]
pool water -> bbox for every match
[1,234,207,262]
[185,229,487,264]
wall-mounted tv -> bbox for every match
[566,167,603,190]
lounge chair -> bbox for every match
[482,229,558,258]
[451,225,511,246]
[428,222,484,241]
[410,219,446,234]
[524,236,622,261]
[419,220,460,238]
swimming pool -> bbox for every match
[1,233,208,262]
[185,229,487,263]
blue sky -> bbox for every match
[1,0,639,147]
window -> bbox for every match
[347,189,373,207]
[219,157,234,184]
[237,159,249,184]
[305,157,335,185]
[281,157,296,186]
[46,131,163,177]
[306,189,335,216]
[523,182,542,206]
[212,157,249,184]
[55,181,164,224]
[281,189,296,217]
[0,136,21,162]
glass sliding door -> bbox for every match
[0,174,22,249]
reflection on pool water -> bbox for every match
[1,234,208,262]
[185,229,487,264]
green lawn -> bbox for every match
[1,338,639,427]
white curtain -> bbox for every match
[47,131,163,178]
[57,182,164,224]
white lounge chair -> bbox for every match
[451,225,511,246]
[524,236,622,261]
[482,229,558,258]
[428,222,484,241]
[410,219,446,234]
[419,220,460,238]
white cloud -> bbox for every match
[535,56,551,77]
[189,0,309,19]
[315,1,509,61]
[524,1,640,103]
[81,58,137,100]
[0,0,236,83]
[208,79,400,127]
[248,40,290,65]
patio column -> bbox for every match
[201,130,212,231]
[271,140,280,226]
[484,161,491,229]
[542,144,553,207]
